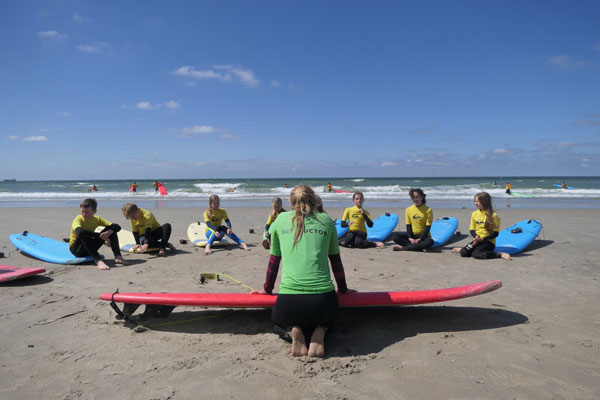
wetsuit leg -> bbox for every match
[149,224,172,249]
[460,244,474,258]
[206,226,227,245]
[392,232,411,246]
[472,241,498,259]
[403,237,435,251]
[352,231,375,248]
[70,230,104,262]
[338,231,355,248]
[226,232,243,245]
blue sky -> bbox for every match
[1,0,599,180]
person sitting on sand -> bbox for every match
[338,191,384,248]
[121,203,176,257]
[392,188,434,252]
[256,185,353,357]
[69,198,128,270]
[452,192,511,260]
[262,197,285,250]
[203,194,249,255]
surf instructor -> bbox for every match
[256,185,353,357]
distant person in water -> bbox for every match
[338,191,384,249]
[69,198,128,270]
[561,181,567,189]
[327,182,332,192]
[203,194,249,255]
[452,192,511,260]
[505,182,512,195]
[392,188,434,252]
[92,185,98,192]
[153,180,160,193]
[130,182,137,193]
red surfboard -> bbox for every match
[333,189,353,194]
[101,280,501,308]
[0,265,46,283]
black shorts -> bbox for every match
[271,290,339,332]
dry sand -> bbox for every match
[1,206,599,399]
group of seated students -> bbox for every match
[70,185,509,359]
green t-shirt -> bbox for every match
[269,211,339,294]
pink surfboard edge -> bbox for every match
[0,265,47,283]
[100,280,502,308]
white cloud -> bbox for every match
[172,64,259,87]
[55,111,71,117]
[492,148,507,154]
[164,100,180,109]
[547,55,586,69]
[270,80,282,87]
[8,136,19,140]
[37,30,68,40]
[24,136,49,142]
[219,133,236,140]
[380,161,399,167]
[136,101,155,110]
[181,125,217,135]
[72,12,88,23]
[77,42,110,54]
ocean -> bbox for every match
[0,177,598,209]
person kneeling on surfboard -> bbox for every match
[69,198,129,270]
[392,188,435,252]
[256,185,354,357]
[452,192,511,260]
[122,203,176,257]
[262,197,285,250]
[338,192,384,249]
[203,194,249,255]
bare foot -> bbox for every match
[114,256,129,266]
[375,242,384,248]
[500,252,511,260]
[291,326,308,356]
[157,249,166,257]
[393,245,403,251]
[205,244,212,255]
[452,247,461,253]
[308,326,325,357]
[96,260,110,270]
[241,242,249,251]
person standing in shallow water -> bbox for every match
[256,185,353,357]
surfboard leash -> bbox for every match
[200,272,256,292]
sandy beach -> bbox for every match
[1,205,599,399]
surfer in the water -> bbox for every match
[392,188,434,252]
[130,182,137,192]
[69,198,128,270]
[262,197,285,250]
[256,185,353,357]
[203,194,249,255]
[338,192,384,248]
[452,192,511,260]
[122,203,176,256]
[505,182,512,195]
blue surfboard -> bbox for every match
[10,232,97,264]
[553,184,574,189]
[430,217,459,248]
[367,213,399,242]
[495,219,542,255]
